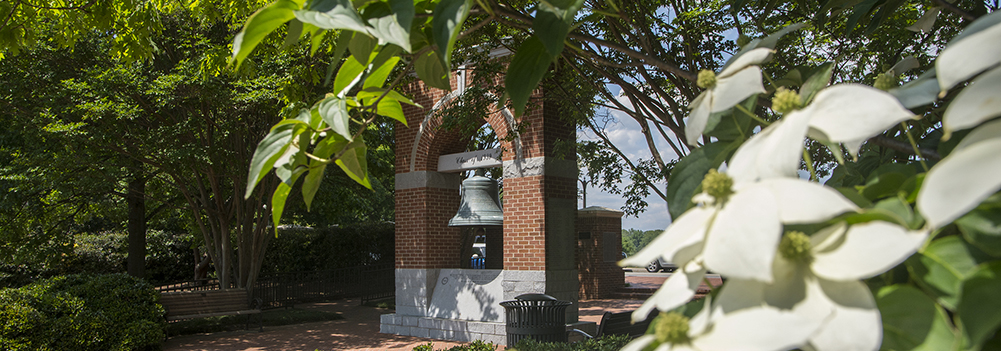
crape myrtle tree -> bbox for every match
[0,13,350,289]
[235,0,1001,349]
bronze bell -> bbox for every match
[448,170,503,227]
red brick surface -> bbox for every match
[395,67,576,272]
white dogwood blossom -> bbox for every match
[714,222,928,351]
[620,175,858,321]
[935,11,1001,93]
[621,295,823,351]
[918,118,1001,229]
[684,23,807,146]
[685,49,770,146]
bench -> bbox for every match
[571,310,658,339]
[160,289,263,332]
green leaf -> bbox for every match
[533,0,586,57]
[348,31,377,64]
[302,132,346,212]
[703,95,755,142]
[325,32,354,86]
[271,178,298,234]
[431,0,472,72]
[906,236,994,309]
[362,0,414,52]
[360,87,419,106]
[861,171,909,201]
[846,0,879,32]
[317,95,352,140]
[363,55,401,89]
[873,195,922,229]
[664,140,739,219]
[336,139,371,188]
[956,208,1001,257]
[301,163,327,211]
[284,19,304,47]
[232,0,301,69]
[865,0,905,35]
[506,36,553,116]
[889,69,940,109]
[294,0,370,34]
[333,55,366,96]
[305,23,328,56]
[799,62,834,105]
[877,284,959,351]
[358,90,406,125]
[245,123,295,198]
[843,209,909,227]
[415,49,450,90]
[958,261,1001,350]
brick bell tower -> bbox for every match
[379,65,580,344]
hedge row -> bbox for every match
[0,273,165,351]
[261,222,395,273]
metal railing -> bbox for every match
[252,263,395,309]
[156,263,395,310]
[156,279,233,293]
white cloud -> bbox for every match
[578,91,683,231]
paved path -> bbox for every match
[163,274,670,350]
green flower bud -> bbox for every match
[874,72,898,91]
[779,231,813,262]
[655,312,691,344]
[736,34,752,48]
[772,87,802,114]
[701,169,734,202]
[697,70,717,89]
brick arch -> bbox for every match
[407,90,522,173]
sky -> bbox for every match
[577,92,682,232]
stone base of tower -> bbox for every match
[379,268,582,345]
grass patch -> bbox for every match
[167,308,344,336]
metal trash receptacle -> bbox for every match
[500,293,572,346]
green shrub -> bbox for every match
[508,335,632,351]
[69,230,191,285]
[0,273,165,351]
[411,340,498,351]
[2,230,191,288]
[262,222,394,273]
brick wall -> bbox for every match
[576,207,625,299]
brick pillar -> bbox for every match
[576,206,625,299]
[500,96,579,322]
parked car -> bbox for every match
[646,257,677,273]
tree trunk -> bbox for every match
[126,176,146,278]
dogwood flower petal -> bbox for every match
[632,261,708,322]
[807,279,882,351]
[943,66,1001,137]
[693,305,820,351]
[812,221,927,280]
[703,184,780,282]
[805,85,915,158]
[711,66,767,113]
[906,7,941,33]
[620,207,713,268]
[954,118,1001,152]
[937,12,1001,92]
[728,109,812,184]
[759,178,859,224]
[685,92,713,146]
[719,48,773,77]
[918,134,1001,228]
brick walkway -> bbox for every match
[162,274,679,350]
